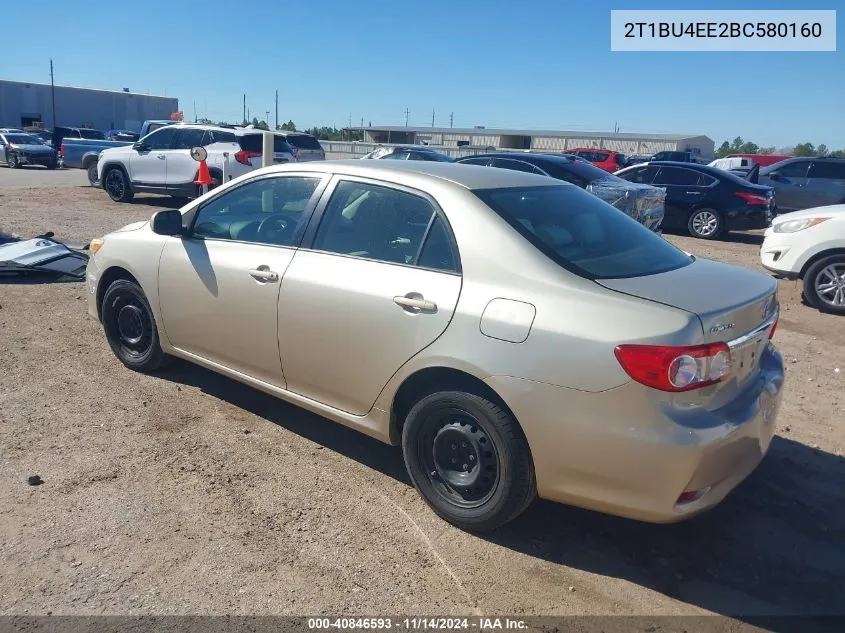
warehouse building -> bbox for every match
[0,80,179,133]
[352,125,715,159]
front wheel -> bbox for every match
[7,153,19,169]
[402,390,536,532]
[687,208,723,239]
[103,167,134,203]
[87,163,100,186]
[804,255,845,315]
[101,279,169,372]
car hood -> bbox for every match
[113,220,149,233]
[772,204,845,222]
[597,257,777,343]
[14,143,55,153]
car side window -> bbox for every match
[492,158,537,173]
[653,167,700,186]
[697,173,718,186]
[173,128,205,150]
[384,151,410,160]
[191,176,321,246]
[459,157,491,166]
[595,152,609,162]
[774,160,811,178]
[143,127,177,150]
[312,181,437,266]
[417,216,458,272]
[808,161,845,180]
[620,165,659,184]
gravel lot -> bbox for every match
[1,169,844,625]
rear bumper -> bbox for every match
[487,343,784,523]
[726,208,771,231]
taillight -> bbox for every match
[769,314,778,340]
[736,191,768,206]
[614,343,732,392]
[234,150,261,166]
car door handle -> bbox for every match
[393,294,437,313]
[248,266,279,283]
[157,154,166,159]
[685,191,703,194]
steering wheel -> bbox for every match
[256,213,292,240]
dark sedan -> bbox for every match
[0,133,59,169]
[614,161,774,239]
[361,145,455,162]
[457,152,666,231]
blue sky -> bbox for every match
[4,0,843,148]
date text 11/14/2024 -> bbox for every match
[307,617,529,630]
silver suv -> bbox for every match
[757,157,845,214]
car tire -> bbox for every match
[101,279,170,372]
[103,167,134,203]
[7,153,19,169]
[803,255,845,315]
[87,163,100,186]
[47,160,58,170]
[687,208,723,239]
[402,390,536,532]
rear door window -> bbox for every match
[653,167,701,186]
[474,185,692,279]
[772,160,811,178]
[808,161,845,180]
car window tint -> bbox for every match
[493,158,537,173]
[653,167,701,186]
[210,130,236,144]
[384,151,409,160]
[620,165,659,184]
[697,173,718,186]
[192,176,321,246]
[312,181,436,266]
[144,127,177,150]
[459,157,491,166]
[174,128,205,150]
[809,161,845,179]
[417,216,458,272]
[773,160,811,178]
[474,185,693,279]
[284,134,322,150]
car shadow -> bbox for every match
[157,362,844,628]
[662,229,765,246]
[130,196,187,209]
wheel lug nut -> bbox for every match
[451,458,457,464]
[462,464,468,470]
[469,455,475,462]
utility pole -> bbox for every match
[404,107,409,127]
[275,90,278,130]
[450,112,454,128]
[266,110,270,127]
[50,59,56,128]
[431,109,435,128]
[193,101,197,122]
[243,94,246,123]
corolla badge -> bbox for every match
[710,323,735,334]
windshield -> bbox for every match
[474,185,692,279]
[5,134,41,144]
[79,129,105,140]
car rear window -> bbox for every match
[79,129,105,140]
[284,134,322,150]
[210,130,237,144]
[474,185,692,279]
[238,133,292,153]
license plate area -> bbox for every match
[730,334,768,383]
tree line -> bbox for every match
[716,136,845,159]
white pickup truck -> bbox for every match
[96,124,253,203]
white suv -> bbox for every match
[97,124,252,203]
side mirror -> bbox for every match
[133,141,148,152]
[768,171,780,180]
[150,209,183,236]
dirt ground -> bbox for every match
[1,176,844,625]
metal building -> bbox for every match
[353,125,715,160]
[0,80,179,133]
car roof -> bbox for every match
[639,161,731,176]
[462,152,587,165]
[247,159,559,190]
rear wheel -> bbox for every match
[804,255,845,315]
[103,167,134,203]
[7,153,19,169]
[688,208,723,239]
[101,279,169,372]
[87,162,100,186]
[402,390,536,532]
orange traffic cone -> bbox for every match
[194,159,213,186]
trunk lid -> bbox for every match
[597,257,777,345]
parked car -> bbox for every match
[234,130,295,168]
[761,203,845,314]
[0,132,59,169]
[614,161,774,239]
[728,153,791,167]
[756,157,845,214]
[275,131,325,162]
[96,123,248,202]
[361,145,454,162]
[51,126,106,153]
[62,137,136,185]
[564,148,627,171]
[457,152,665,231]
[650,151,706,164]
[0,127,24,133]
[24,127,53,145]
[86,160,783,531]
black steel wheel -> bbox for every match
[101,279,168,372]
[87,162,100,186]
[402,390,536,531]
[103,167,134,203]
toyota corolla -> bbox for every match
[86,160,784,531]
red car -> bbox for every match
[728,153,791,167]
[564,148,627,172]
